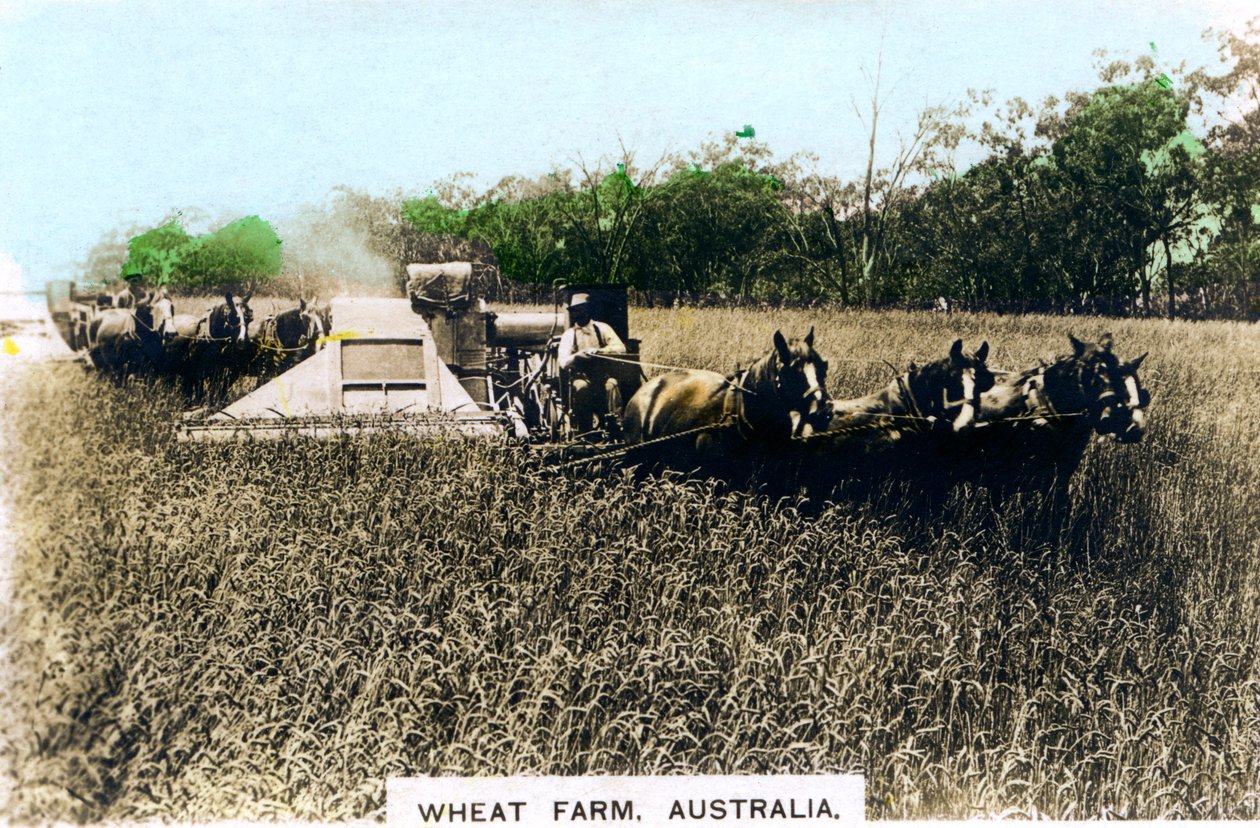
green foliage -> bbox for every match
[401,195,468,237]
[121,220,192,285]
[176,216,283,289]
[119,216,282,290]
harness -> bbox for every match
[721,369,756,442]
[1024,368,1059,423]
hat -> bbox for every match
[568,292,592,309]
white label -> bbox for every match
[387,775,864,827]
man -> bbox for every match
[557,292,627,435]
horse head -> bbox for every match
[210,291,253,343]
[766,327,830,437]
[906,339,994,431]
[1049,334,1150,443]
[296,297,326,347]
[149,292,177,341]
[270,298,326,352]
[304,298,328,346]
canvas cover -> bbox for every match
[407,262,476,315]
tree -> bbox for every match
[175,216,283,289]
[121,220,191,285]
[1188,19,1260,316]
[544,148,669,285]
[846,55,970,304]
[642,154,790,297]
[1047,78,1204,315]
[80,224,144,286]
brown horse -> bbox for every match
[86,293,175,384]
[622,328,829,470]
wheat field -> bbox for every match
[1,305,1257,822]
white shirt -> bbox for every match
[557,320,626,371]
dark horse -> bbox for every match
[792,339,994,489]
[87,293,176,384]
[622,328,830,473]
[826,338,994,435]
[807,334,1148,526]
[959,333,1150,489]
[162,292,254,403]
[247,297,327,382]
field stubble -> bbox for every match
[0,306,1257,821]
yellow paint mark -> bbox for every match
[315,330,362,347]
[2,337,19,355]
[276,377,292,418]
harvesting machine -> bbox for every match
[178,263,644,443]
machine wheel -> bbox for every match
[543,391,569,442]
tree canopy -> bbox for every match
[117,216,282,290]
[87,19,1260,318]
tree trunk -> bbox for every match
[1163,235,1175,321]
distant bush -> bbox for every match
[120,216,282,290]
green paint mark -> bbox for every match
[1155,73,1173,90]
[735,124,756,138]
[616,162,625,174]
[2,337,19,355]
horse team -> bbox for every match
[621,328,1150,493]
[83,288,329,403]
[79,284,1149,493]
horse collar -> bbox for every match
[897,372,924,422]
[723,370,755,439]
[1027,369,1060,419]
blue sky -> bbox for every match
[0,0,1254,290]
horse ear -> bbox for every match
[1068,334,1085,356]
[773,330,792,363]
[1100,332,1114,351]
[949,338,964,362]
[299,297,307,311]
[804,326,815,348]
[1125,352,1148,373]
[975,340,989,362]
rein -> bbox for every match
[589,352,764,396]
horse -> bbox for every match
[621,328,830,474]
[247,298,327,381]
[826,339,994,435]
[85,293,176,384]
[789,339,994,495]
[819,334,1148,530]
[977,333,1148,446]
[905,332,1153,544]
[161,292,254,403]
[948,333,1149,495]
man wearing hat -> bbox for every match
[557,292,627,435]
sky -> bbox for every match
[1,0,1255,292]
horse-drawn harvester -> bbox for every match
[48,265,1151,496]
[174,263,645,444]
